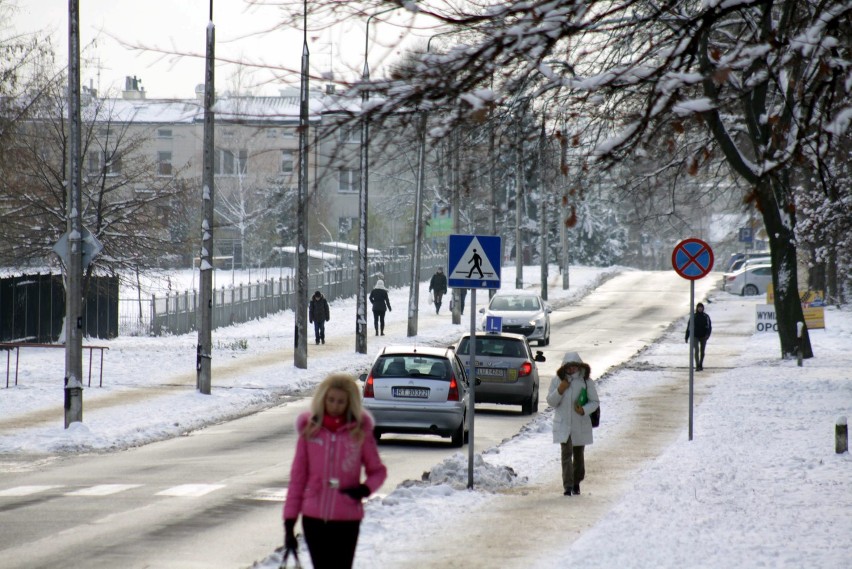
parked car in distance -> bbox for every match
[725,251,772,273]
[722,263,773,296]
[479,290,552,346]
[453,332,545,415]
[360,345,470,447]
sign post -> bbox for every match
[448,234,502,489]
[671,238,714,441]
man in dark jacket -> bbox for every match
[309,290,330,344]
[429,268,448,314]
[368,279,392,336]
[685,302,712,370]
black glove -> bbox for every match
[340,483,370,500]
[284,518,298,551]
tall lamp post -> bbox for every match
[64,0,84,425]
[294,0,309,368]
[356,7,399,353]
[196,1,215,394]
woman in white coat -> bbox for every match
[546,354,599,496]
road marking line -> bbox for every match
[156,484,226,497]
[65,484,142,496]
[0,485,62,497]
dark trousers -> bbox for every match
[692,336,708,368]
[433,291,444,312]
[302,516,361,569]
[373,310,386,334]
[313,321,326,343]
[560,436,585,491]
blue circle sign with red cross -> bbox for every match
[671,238,714,280]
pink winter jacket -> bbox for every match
[283,411,387,522]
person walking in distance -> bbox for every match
[685,302,712,371]
[546,354,599,496]
[308,290,330,345]
[283,373,387,569]
[368,279,392,336]
[429,267,448,314]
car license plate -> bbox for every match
[392,387,429,398]
[477,367,506,378]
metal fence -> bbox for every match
[1,274,118,342]
[119,255,443,336]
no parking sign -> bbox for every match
[672,238,714,280]
[672,237,714,442]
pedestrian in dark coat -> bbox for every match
[685,302,712,370]
[368,280,391,336]
[309,290,330,345]
[429,268,448,314]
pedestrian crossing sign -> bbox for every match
[447,234,502,289]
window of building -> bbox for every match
[266,128,278,138]
[338,217,358,241]
[87,150,122,176]
[338,168,360,193]
[157,128,172,139]
[157,151,173,176]
[87,151,100,175]
[281,150,295,175]
[281,128,295,138]
[214,149,248,175]
[339,123,360,143]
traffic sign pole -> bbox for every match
[688,281,694,441]
[672,237,714,442]
[467,288,476,489]
[447,234,501,489]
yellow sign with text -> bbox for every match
[765,285,825,329]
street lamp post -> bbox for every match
[65,0,84,425]
[356,6,400,353]
[294,0,309,368]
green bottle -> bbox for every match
[577,387,588,407]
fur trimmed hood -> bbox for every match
[556,360,592,379]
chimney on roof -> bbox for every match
[122,75,146,100]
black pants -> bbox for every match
[373,310,386,334]
[302,516,361,569]
[313,320,325,343]
[692,336,708,368]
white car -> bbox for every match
[479,290,552,346]
[722,264,773,296]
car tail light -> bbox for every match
[519,362,533,377]
[447,376,460,401]
[726,275,737,282]
[363,374,375,398]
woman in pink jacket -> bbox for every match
[283,373,387,569]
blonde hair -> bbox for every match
[303,373,366,442]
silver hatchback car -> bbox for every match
[454,332,545,415]
[360,345,470,447]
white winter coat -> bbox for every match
[546,367,599,446]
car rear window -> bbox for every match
[373,355,451,380]
[456,337,526,358]
[490,296,539,311]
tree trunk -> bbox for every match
[758,178,813,359]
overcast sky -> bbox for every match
[11,0,432,99]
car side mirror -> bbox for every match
[474,377,482,386]
[358,373,367,382]
[534,351,546,362]
[546,306,553,313]
[478,307,485,314]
